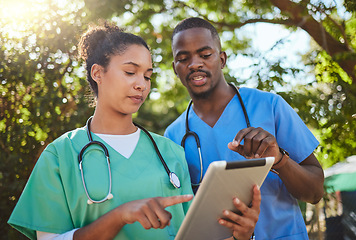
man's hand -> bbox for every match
[228,127,281,164]
[228,127,324,204]
[218,185,260,240]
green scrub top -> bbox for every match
[8,127,193,240]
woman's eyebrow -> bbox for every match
[123,62,153,72]
[123,61,139,67]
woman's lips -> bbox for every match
[128,95,144,104]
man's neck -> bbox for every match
[191,82,236,127]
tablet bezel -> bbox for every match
[175,157,274,240]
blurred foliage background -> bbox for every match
[0,0,355,238]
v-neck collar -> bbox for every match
[189,94,238,129]
[91,130,143,160]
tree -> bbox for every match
[0,1,92,238]
[83,0,356,167]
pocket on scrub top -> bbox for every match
[80,147,111,201]
[160,178,182,238]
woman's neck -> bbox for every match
[90,109,137,135]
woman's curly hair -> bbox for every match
[78,21,149,97]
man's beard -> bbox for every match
[190,86,214,99]
[186,70,213,99]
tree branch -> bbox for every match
[214,18,295,30]
[307,1,352,51]
[269,0,355,83]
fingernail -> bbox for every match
[234,198,240,204]
[255,154,260,158]
[232,140,238,146]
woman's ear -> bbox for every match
[91,64,103,84]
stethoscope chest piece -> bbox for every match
[169,172,181,188]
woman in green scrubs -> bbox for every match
[8,22,193,240]
[8,22,261,240]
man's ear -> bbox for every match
[172,61,178,76]
[91,64,103,84]
[220,51,227,69]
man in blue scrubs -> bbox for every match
[165,17,324,240]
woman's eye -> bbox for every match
[144,76,151,81]
[125,72,134,75]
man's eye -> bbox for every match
[202,54,212,59]
[177,57,187,62]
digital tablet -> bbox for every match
[175,157,274,240]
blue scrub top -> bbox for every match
[165,87,319,240]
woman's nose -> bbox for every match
[134,76,148,91]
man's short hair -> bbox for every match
[172,17,221,49]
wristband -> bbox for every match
[272,147,289,170]
[232,232,255,240]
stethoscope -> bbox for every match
[181,83,251,188]
[78,116,181,205]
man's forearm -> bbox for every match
[276,153,324,204]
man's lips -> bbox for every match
[186,70,211,84]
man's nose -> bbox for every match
[188,56,203,70]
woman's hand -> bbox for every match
[116,194,194,229]
[74,194,193,240]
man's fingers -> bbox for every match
[250,185,261,212]
[232,197,249,216]
[159,194,194,208]
[254,135,275,158]
[229,127,262,157]
[218,217,244,231]
[231,128,253,147]
[229,127,279,159]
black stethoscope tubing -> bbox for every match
[78,116,181,204]
[181,83,251,187]
[133,122,170,176]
